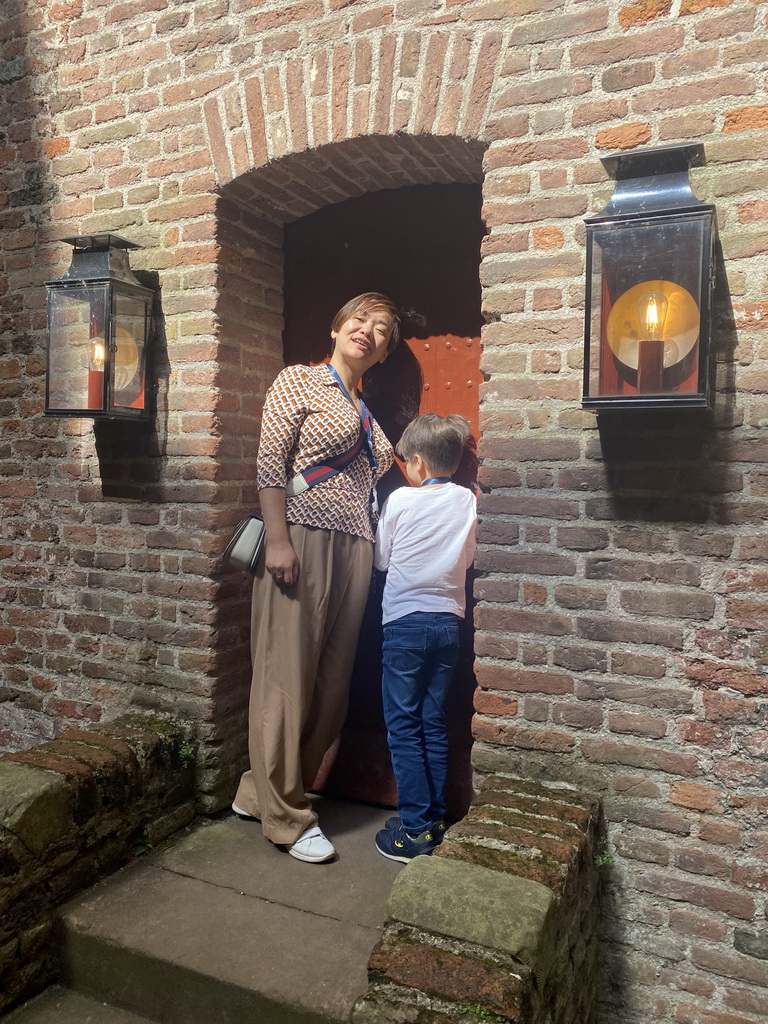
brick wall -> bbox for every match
[0,714,196,1014]
[1,0,767,1021]
[355,776,602,1024]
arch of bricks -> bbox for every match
[197,29,516,808]
[200,28,505,185]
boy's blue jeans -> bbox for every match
[381,611,460,835]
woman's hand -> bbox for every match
[258,486,299,586]
[265,538,299,586]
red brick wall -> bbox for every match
[1,1,767,1021]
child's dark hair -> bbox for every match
[396,413,471,476]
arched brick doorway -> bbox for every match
[213,136,485,812]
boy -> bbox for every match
[373,413,477,862]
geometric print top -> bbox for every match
[257,363,395,543]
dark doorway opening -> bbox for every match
[283,182,484,821]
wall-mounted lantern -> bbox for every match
[582,143,716,413]
[45,234,153,420]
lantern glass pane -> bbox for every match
[111,293,148,411]
[586,215,707,401]
[47,286,109,412]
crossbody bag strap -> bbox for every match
[285,422,367,496]
[286,365,378,497]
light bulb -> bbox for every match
[636,291,669,342]
[89,336,106,371]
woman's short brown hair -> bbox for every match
[331,293,401,354]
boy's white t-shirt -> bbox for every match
[374,482,477,625]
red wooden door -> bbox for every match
[409,334,481,434]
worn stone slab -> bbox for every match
[55,800,403,1024]
[156,798,401,930]
[0,762,72,856]
[61,863,382,1024]
[5,986,157,1024]
[386,855,554,963]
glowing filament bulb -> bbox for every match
[89,336,106,371]
[636,291,669,342]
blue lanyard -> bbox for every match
[328,365,377,471]
[422,477,451,486]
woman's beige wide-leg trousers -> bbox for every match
[234,524,373,846]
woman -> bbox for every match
[233,293,399,863]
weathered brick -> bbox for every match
[669,909,728,942]
[699,821,742,847]
[473,690,518,717]
[581,738,698,777]
[609,711,667,740]
[691,946,768,986]
[618,0,671,29]
[553,645,607,673]
[554,585,607,611]
[621,589,715,621]
[669,782,724,813]
[683,660,768,697]
[614,833,670,865]
[572,26,685,68]
[585,557,701,585]
[536,682,596,727]
[596,122,653,150]
[475,663,574,695]
[607,800,692,835]
[577,617,685,649]
[675,847,731,880]
[723,988,768,1018]
[484,137,588,170]
[368,934,526,1018]
[676,719,730,751]
[473,717,575,753]
[637,872,755,921]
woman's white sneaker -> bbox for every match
[231,802,259,820]
[287,827,335,863]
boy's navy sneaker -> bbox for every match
[375,823,439,863]
[384,815,447,844]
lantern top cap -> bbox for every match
[600,143,706,182]
[61,234,142,252]
[588,142,712,221]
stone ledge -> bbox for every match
[387,857,554,963]
[0,715,197,1016]
[354,775,602,1024]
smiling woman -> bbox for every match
[232,294,399,863]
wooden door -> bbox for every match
[283,183,483,821]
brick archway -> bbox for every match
[201,28,504,186]
[210,131,486,804]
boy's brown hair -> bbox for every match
[396,413,471,476]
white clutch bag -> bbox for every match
[224,515,265,573]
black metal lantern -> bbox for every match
[45,234,153,420]
[582,143,716,412]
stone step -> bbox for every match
[4,986,159,1024]
[54,799,401,1024]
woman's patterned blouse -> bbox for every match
[256,363,395,543]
